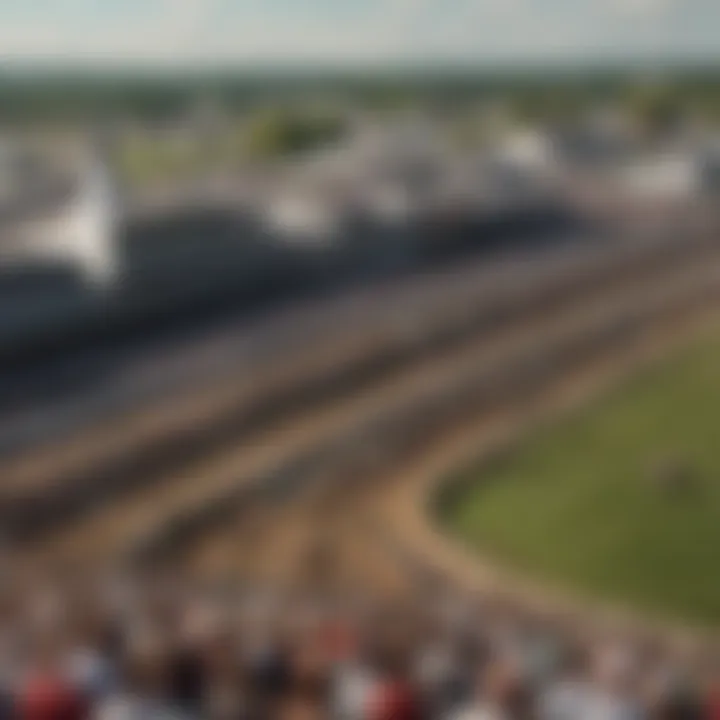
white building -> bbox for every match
[497,129,557,172]
[618,153,703,201]
[0,148,120,287]
[262,186,344,244]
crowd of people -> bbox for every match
[0,566,718,720]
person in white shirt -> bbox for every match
[446,658,526,720]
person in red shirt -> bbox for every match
[16,675,87,720]
[368,680,423,720]
[706,672,720,720]
[366,620,423,720]
[16,631,88,720]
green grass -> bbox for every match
[442,331,720,625]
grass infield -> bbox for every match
[442,331,720,625]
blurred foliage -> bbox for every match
[447,116,490,152]
[1,68,718,126]
[117,133,205,187]
[623,83,685,136]
[242,109,347,159]
[114,108,347,187]
[3,68,717,188]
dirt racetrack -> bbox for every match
[185,299,720,653]
[21,240,720,565]
[12,218,720,651]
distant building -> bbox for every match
[698,142,720,193]
[0,146,120,287]
[618,153,702,201]
[497,129,556,172]
[262,187,343,244]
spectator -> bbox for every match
[447,657,528,720]
[0,569,713,720]
[16,631,88,720]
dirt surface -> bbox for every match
[27,249,720,567]
[13,228,720,649]
[180,302,720,652]
[1,233,708,502]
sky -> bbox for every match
[0,0,718,69]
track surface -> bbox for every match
[7,208,720,653]
[15,224,720,583]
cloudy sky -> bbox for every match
[1,0,718,68]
